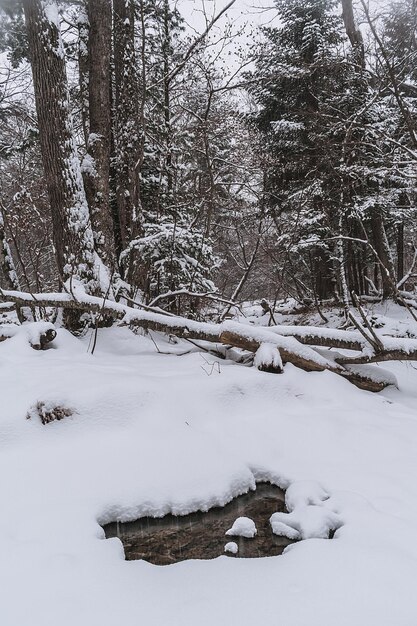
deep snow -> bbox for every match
[2,308,417,625]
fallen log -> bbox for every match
[0,302,15,313]
[219,329,338,373]
[0,290,123,319]
[268,325,365,351]
[220,328,394,391]
[337,349,417,365]
[271,324,417,368]
[0,287,226,344]
[339,364,397,393]
[0,285,406,391]
[333,334,417,366]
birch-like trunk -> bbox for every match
[113,0,141,250]
[0,210,20,291]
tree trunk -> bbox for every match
[83,0,117,271]
[23,0,97,292]
[0,210,20,291]
[113,0,141,251]
[77,7,89,148]
[396,192,408,284]
[341,0,365,66]
[163,0,173,197]
[370,211,396,298]
[314,248,332,300]
[397,220,404,284]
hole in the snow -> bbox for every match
[102,483,295,565]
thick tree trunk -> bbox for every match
[82,0,117,271]
[23,0,96,292]
[77,7,89,148]
[341,0,365,66]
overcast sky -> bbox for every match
[176,0,279,71]
[176,0,383,74]
[177,0,382,41]
[178,0,279,27]
[178,0,279,38]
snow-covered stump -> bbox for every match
[0,322,56,350]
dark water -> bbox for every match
[103,483,294,565]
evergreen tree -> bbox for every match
[138,0,184,219]
[249,0,350,300]
[248,0,415,300]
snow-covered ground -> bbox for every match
[2,306,417,625]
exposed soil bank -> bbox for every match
[103,483,293,565]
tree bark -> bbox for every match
[0,211,20,291]
[113,0,141,251]
[82,0,117,271]
[397,220,405,283]
[370,211,396,298]
[163,0,173,197]
[77,7,89,148]
[23,0,97,292]
[341,0,365,66]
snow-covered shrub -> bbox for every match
[26,401,73,425]
[121,219,219,302]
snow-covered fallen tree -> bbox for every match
[3,283,417,392]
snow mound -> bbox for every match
[224,542,238,554]
[285,480,329,512]
[270,504,342,540]
[226,516,257,538]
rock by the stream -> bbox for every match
[224,542,239,555]
[225,516,257,538]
